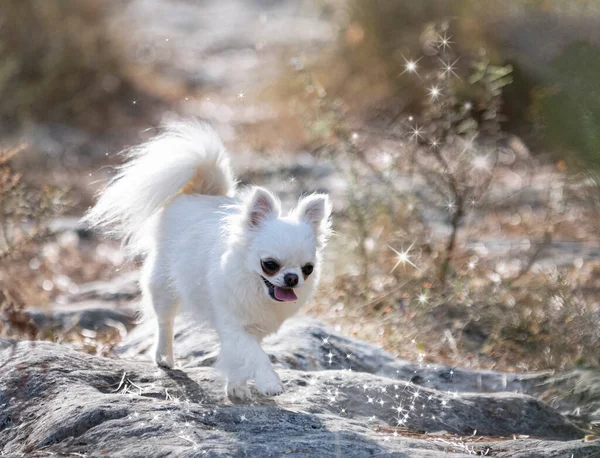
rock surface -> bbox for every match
[1,282,599,457]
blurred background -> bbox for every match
[1,0,600,372]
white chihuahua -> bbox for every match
[84,121,331,399]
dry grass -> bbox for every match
[297,21,600,373]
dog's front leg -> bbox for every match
[216,326,283,399]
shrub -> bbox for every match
[0,0,133,130]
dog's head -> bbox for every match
[236,187,332,304]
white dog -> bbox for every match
[84,121,331,399]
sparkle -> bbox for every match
[378,399,385,407]
[389,242,419,272]
[460,133,478,157]
[437,32,453,52]
[379,152,394,169]
[439,57,460,79]
[237,92,245,99]
[240,414,247,422]
[367,396,374,404]
[468,260,477,270]
[400,56,422,77]
[427,85,441,100]
[473,154,490,171]
[445,200,456,213]
[417,292,429,305]
[321,336,330,346]
[429,137,440,150]
[409,124,424,142]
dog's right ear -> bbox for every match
[244,187,281,229]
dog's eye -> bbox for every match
[302,264,314,276]
[261,259,280,274]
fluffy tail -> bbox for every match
[83,121,236,256]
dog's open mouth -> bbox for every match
[261,276,297,302]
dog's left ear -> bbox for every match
[294,194,332,243]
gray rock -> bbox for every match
[70,272,141,303]
[1,303,598,457]
[1,340,597,457]
[25,302,138,337]
[120,313,600,427]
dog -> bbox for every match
[84,121,332,399]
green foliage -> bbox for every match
[333,0,600,170]
[531,42,600,170]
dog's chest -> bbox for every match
[242,301,300,339]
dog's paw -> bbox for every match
[155,353,174,369]
[227,381,251,401]
[255,371,284,396]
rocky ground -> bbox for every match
[0,274,598,457]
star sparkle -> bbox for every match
[409,124,424,142]
[437,32,453,52]
[439,57,460,79]
[388,242,419,272]
[472,154,490,172]
[427,85,441,100]
[400,56,422,78]
[445,200,456,213]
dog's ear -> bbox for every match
[294,194,332,242]
[244,187,281,229]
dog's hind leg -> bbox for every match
[141,253,178,369]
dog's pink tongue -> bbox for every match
[274,286,297,302]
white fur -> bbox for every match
[84,121,331,400]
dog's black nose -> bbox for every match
[284,273,299,288]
